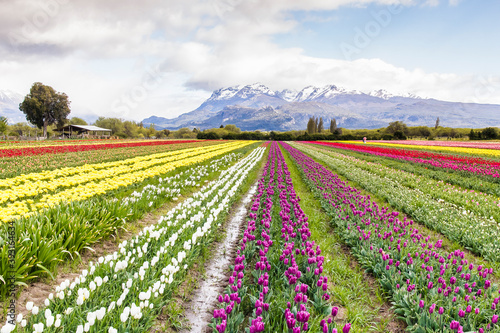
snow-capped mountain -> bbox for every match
[0,90,25,124]
[206,83,277,102]
[203,83,423,105]
[141,83,500,131]
[368,89,394,100]
[368,89,423,100]
[276,89,299,102]
[206,83,367,104]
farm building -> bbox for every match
[59,124,112,138]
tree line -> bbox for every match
[306,117,342,135]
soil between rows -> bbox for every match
[177,183,258,333]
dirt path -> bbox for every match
[180,183,257,333]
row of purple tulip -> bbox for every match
[282,142,500,332]
[211,142,351,332]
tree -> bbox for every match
[0,117,7,139]
[329,119,337,134]
[173,127,196,139]
[318,117,324,133]
[393,130,407,140]
[224,124,241,133]
[468,129,476,140]
[147,124,156,138]
[314,117,319,134]
[307,118,315,134]
[10,122,33,137]
[386,121,408,135]
[69,117,88,125]
[482,127,498,140]
[419,127,431,138]
[19,82,71,138]
[124,121,139,138]
[220,125,224,128]
[435,117,440,130]
[95,117,125,135]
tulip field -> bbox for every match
[2,138,500,332]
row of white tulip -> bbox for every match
[2,146,266,333]
[118,152,240,207]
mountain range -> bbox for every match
[142,83,500,131]
[2,83,500,131]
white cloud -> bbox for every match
[423,0,440,6]
[1,0,498,123]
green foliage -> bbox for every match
[393,130,407,140]
[385,121,408,136]
[469,129,477,140]
[482,127,498,140]
[197,131,220,139]
[224,124,241,133]
[307,117,315,134]
[170,127,194,139]
[269,131,293,141]
[8,122,40,138]
[0,116,7,136]
[69,117,88,125]
[329,118,337,134]
[19,82,71,137]
[94,117,125,135]
[318,117,324,133]
[407,126,431,138]
[156,129,170,138]
[468,127,499,140]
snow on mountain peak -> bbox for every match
[207,83,277,101]
[236,83,276,98]
[0,90,23,103]
[368,89,394,100]
[206,84,424,104]
[401,92,422,99]
[294,84,352,101]
[277,89,299,102]
[207,85,243,101]
[368,89,423,100]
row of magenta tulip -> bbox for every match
[295,143,500,265]
[309,142,500,180]
[211,142,351,333]
[282,142,500,332]
[308,142,500,199]
[309,145,500,221]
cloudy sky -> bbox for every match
[1,0,499,122]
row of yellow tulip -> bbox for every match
[340,141,500,157]
[0,141,254,222]
[0,142,229,190]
